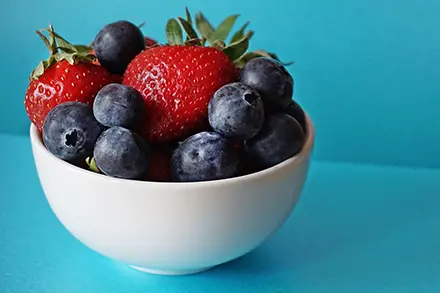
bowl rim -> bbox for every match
[30,112,315,188]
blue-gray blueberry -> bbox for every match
[245,113,305,169]
[93,83,144,128]
[94,126,150,179]
[239,57,293,110]
[283,100,306,132]
[171,132,240,182]
[43,102,105,163]
[208,82,264,140]
[93,20,145,74]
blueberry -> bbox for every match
[93,83,144,128]
[236,151,262,177]
[94,126,150,179]
[171,132,240,182]
[93,20,145,75]
[239,57,293,110]
[43,102,105,163]
[283,100,307,132]
[208,82,264,140]
[245,113,305,169]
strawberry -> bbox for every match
[145,147,173,182]
[144,36,158,48]
[24,25,117,131]
[123,45,236,142]
[122,9,288,143]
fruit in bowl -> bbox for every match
[27,8,315,275]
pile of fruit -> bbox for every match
[25,8,307,182]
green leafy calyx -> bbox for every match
[30,25,96,80]
[165,8,293,67]
[85,157,101,173]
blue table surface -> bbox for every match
[0,132,439,293]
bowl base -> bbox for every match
[129,265,213,276]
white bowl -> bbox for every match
[30,114,315,275]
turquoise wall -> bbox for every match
[1,0,439,167]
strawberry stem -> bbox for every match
[86,157,102,173]
[167,8,293,67]
[30,25,95,81]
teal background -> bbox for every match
[1,1,440,292]
[1,0,440,167]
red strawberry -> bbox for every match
[145,147,172,182]
[123,45,237,143]
[25,26,117,131]
[144,36,158,48]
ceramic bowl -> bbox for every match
[30,114,315,275]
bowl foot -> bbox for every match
[129,265,213,275]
